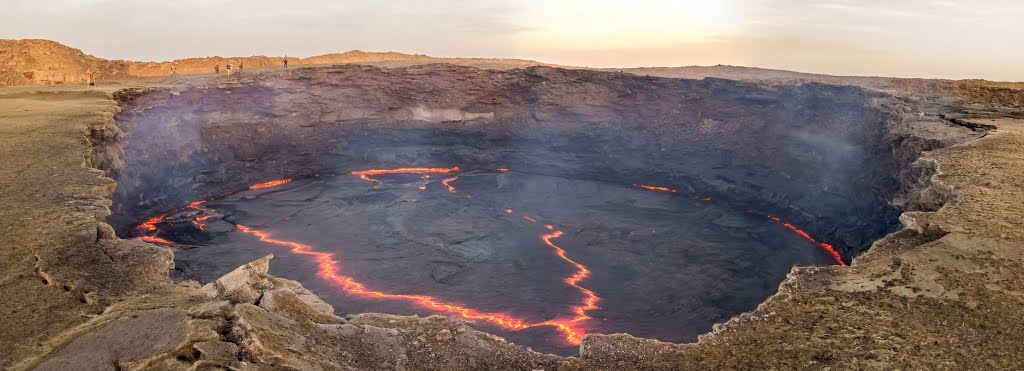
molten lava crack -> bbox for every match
[133,168,848,347]
[441,176,459,193]
[631,182,845,265]
[134,168,599,345]
[352,167,460,189]
[766,215,846,266]
[137,235,173,244]
[542,231,600,324]
[250,179,293,189]
[634,184,678,193]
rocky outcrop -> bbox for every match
[35,255,567,370]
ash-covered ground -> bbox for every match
[147,169,836,354]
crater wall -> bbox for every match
[106,64,974,258]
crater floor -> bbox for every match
[144,169,837,354]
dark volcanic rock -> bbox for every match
[107,64,981,259]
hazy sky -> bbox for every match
[3,0,1022,80]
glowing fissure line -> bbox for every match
[138,213,167,231]
[441,176,459,193]
[633,184,678,193]
[352,167,461,189]
[347,167,594,343]
[631,182,845,266]
[192,215,213,231]
[766,215,846,266]
[137,235,173,244]
[235,225,531,327]
[234,223,588,343]
[351,167,460,177]
[134,180,294,243]
[135,169,602,345]
[542,231,600,326]
[251,179,292,189]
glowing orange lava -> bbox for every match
[132,171,598,345]
[634,184,678,193]
[634,181,846,266]
[234,223,590,344]
[497,167,509,172]
[192,215,213,231]
[441,176,459,193]
[523,216,538,223]
[766,215,846,266]
[352,167,460,189]
[352,167,460,177]
[542,231,601,326]
[138,214,167,231]
[137,235,173,244]
[251,179,293,189]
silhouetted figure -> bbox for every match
[239,62,243,72]
[170,65,176,76]
[226,63,233,74]
[215,64,220,74]
[283,55,288,68]
[85,70,93,86]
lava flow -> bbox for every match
[192,215,213,231]
[542,231,600,323]
[232,222,592,344]
[138,213,167,231]
[133,168,600,345]
[631,181,846,265]
[766,215,846,266]
[441,176,459,193]
[633,184,678,193]
[352,167,460,188]
[346,167,597,343]
[234,225,532,329]
[251,179,293,189]
[137,235,173,244]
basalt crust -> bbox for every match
[1,65,1022,370]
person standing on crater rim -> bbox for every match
[214,64,219,74]
[238,62,243,73]
[283,55,288,68]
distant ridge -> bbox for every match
[1,39,1021,108]
[0,39,556,86]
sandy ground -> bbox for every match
[1,78,1023,369]
[0,86,194,368]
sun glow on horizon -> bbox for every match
[514,1,741,50]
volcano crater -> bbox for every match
[99,65,976,355]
